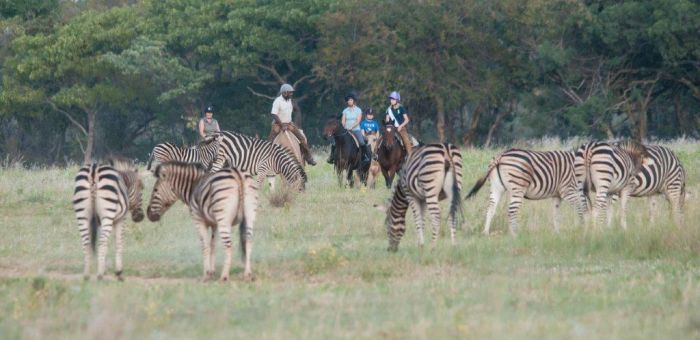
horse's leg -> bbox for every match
[347,169,354,188]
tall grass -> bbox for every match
[0,138,698,338]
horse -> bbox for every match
[366,133,381,189]
[323,118,369,187]
[376,122,407,188]
[269,124,306,190]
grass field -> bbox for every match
[1,139,700,339]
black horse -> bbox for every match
[323,118,369,187]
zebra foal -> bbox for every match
[386,144,463,252]
[574,140,652,230]
[466,149,587,235]
[73,157,145,280]
[146,135,220,171]
[146,162,259,281]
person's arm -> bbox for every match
[214,121,221,132]
[271,98,283,124]
[341,111,347,130]
[351,112,363,130]
[398,113,410,131]
[198,119,206,138]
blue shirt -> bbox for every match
[342,106,362,131]
[360,119,380,134]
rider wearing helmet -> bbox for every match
[198,106,220,139]
[385,91,413,155]
[360,107,380,136]
[269,83,317,165]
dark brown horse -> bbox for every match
[323,118,369,187]
[376,122,407,188]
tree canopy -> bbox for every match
[1,0,698,164]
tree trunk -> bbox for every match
[674,93,690,136]
[484,107,508,148]
[435,96,445,143]
[463,104,482,146]
[84,110,96,164]
[293,100,303,128]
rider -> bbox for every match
[198,106,220,139]
[360,107,380,137]
[385,91,413,155]
[268,83,316,165]
[341,94,371,164]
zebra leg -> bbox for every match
[96,217,114,280]
[648,196,657,225]
[483,181,504,235]
[606,195,614,228]
[210,225,217,278]
[114,219,124,281]
[507,190,525,235]
[410,200,426,247]
[425,197,442,247]
[242,180,258,280]
[592,191,608,230]
[217,223,233,282]
[194,221,213,281]
[619,191,630,230]
[666,191,683,228]
[553,198,562,233]
[78,214,93,280]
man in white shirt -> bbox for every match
[268,83,316,165]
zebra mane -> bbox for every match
[615,139,649,160]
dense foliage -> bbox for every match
[1,0,698,164]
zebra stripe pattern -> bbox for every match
[146,135,220,171]
[386,143,463,252]
[146,161,259,281]
[73,157,144,280]
[466,149,587,235]
[574,140,651,229]
[615,144,686,226]
[210,130,307,191]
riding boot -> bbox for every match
[327,145,336,164]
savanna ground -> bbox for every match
[1,139,700,339]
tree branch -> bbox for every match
[46,100,88,136]
[246,86,275,100]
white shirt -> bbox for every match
[271,95,293,123]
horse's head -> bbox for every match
[382,121,398,147]
[323,117,341,140]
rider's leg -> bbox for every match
[352,130,370,163]
[398,128,414,155]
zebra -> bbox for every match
[209,130,307,191]
[608,143,685,226]
[465,149,587,235]
[386,143,463,252]
[574,140,652,230]
[146,135,221,172]
[146,161,259,281]
[73,157,144,280]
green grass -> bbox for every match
[1,140,700,339]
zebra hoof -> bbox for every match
[115,271,124,281]
[387,245,398,253]
[83,274,90,281]
[243,272,255,282]
[220,276,229,282]
[97,274,104,281]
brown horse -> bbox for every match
[323,118,368,187]
[269,124,306,190]
[376,122,407,188]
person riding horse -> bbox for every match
[327,94,371,165]
[385,91,413,156]
[268,83,316,166]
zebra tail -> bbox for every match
[465,157,498,199]
[239,218,247,262]
[444,146,462,227]
[89,214,100,253]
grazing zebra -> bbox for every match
[574,140,651,229]
[146,162,259,281]
[146,135,220,172]
[609,144,685,226]
[210,130,306,191]
[386,143,463,252]
[73,157,144,280]
[465,149,587,235]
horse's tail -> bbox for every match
[465,153,502,199]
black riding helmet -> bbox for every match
[345,93,356,102]
[205,106,214,114]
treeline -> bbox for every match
[1,0,699,164]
